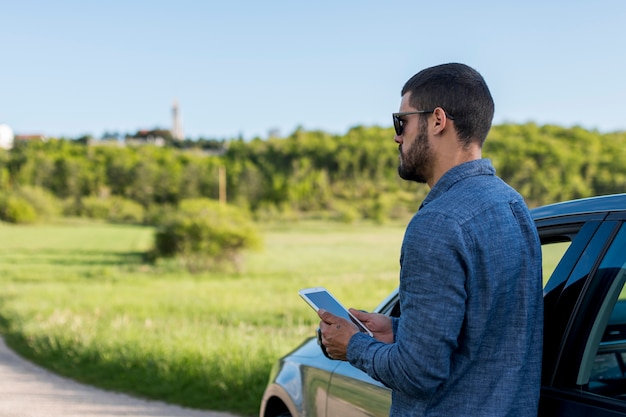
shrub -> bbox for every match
[14,186,61,220]
[106,197,144,224]
[152,198,262,272]
[0,194,38,224]
[143,203,176,226]
[334,203,360,224]
[80,196,110,220]
[71,196,145,224]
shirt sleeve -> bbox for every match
[347,211,469,398]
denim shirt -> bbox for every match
[348,159,543,417]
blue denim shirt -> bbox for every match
[348,159,543,417]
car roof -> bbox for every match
[531,193,626,221]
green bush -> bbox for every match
[80,197,111,220]
[0,194,38,224]
[330,201,360,224]
[70,196,145,224]
[14,186,61,220]
[153,198,262,272]
[106,197,144,224]
[143,203,177,226]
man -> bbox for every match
[318,63,543,416]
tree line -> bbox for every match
[1,122,625,224]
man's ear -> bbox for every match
[432,107,449,135]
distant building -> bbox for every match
[0,124,14,149]
[15,134,47,143]
[125,129,166,147]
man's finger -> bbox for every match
[349,308,366,320]
[317,308,338,323]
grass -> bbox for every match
[0,219,403,416]
[0,219,561,416]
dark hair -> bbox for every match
[401,63,494,146]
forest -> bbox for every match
[1,122,625,225]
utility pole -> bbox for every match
[219,166,226,204]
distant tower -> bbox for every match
[171,99,184,141]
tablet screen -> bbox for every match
[305,290,352,321]
[300,288,371,335]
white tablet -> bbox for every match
[299,287,373,336]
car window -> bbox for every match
[542,241,572,288]
[576,223,626,398]
[540,221,605,297]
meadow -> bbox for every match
[0,218,564,416]
[0,219,404,416]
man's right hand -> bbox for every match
[349,309,394,343]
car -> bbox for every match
[260,193,626,417]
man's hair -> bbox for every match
[401,63,494,147]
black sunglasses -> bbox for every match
[392,110,455,136]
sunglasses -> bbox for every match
[392,110,455,136]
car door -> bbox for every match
[540,213,626,416]
[325,362,391,417]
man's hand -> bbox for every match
[317,309,359,361]
[318,308,395,360]
[349,309,394,344]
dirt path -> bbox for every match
[0,336,242,417]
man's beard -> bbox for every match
[397,122,431,184]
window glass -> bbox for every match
[542,241,572,288]
[580,224,626,398]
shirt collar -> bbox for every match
[420,159,495,210]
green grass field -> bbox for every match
[0,219,403,416]
[0,219,563,416]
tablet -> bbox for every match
[299,287,373,336]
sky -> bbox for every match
[1,0,625,140]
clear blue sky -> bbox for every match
[1,0,625,140]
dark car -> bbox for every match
[260,193,626,417]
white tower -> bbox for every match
[171,100,184,141]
